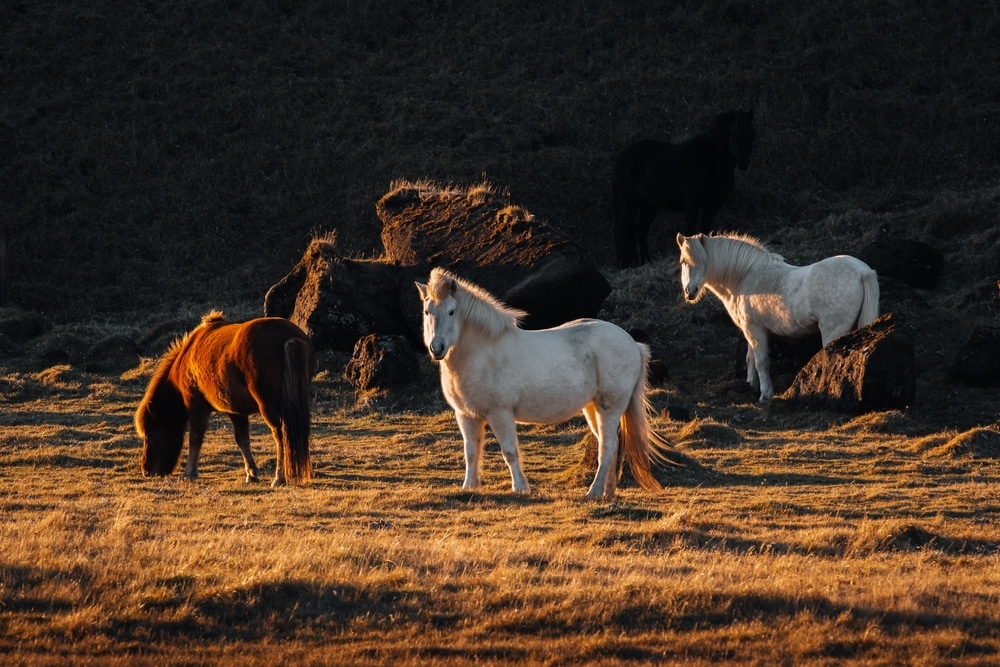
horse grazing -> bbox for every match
[613,110,755,268]
[416,267,678,499]
[677,232,879,403]
[136,311,315,486]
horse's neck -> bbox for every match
[702,121,732,150]
[706,243,770,292]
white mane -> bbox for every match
[427,268,526,339]
[700,233,784,288]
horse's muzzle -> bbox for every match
[428,339,446,361]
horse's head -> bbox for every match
[729,109,755,171]
[676,233,708,303]
[416,273,460,362]
[135,377,188,476]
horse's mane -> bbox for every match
[427,268,526,339]
[699,233,784,288]
[201,310,227,326]
[137,310,229,431]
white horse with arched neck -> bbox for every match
[677,232,880,403]
[416,267,677,499]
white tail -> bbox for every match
[858,269,880,328]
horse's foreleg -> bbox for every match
[487,413,530,494]
[636,206,656,265]
[746,328,774,402]
[185,412,210,480]
[745,344,759,391]
[229,414,260,484]
[456,413,486,491]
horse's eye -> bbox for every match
[449,309,455,317]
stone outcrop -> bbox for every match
[781,314,916,413]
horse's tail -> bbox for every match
[619,344,683,491]
[280,338,313,484]
[858,268,880,328]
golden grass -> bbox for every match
[1,363,998,666]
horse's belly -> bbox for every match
[513,400,583,425]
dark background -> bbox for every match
[3,1,998,322]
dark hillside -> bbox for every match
[2,1,999,320]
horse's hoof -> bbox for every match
[245,473,259,483]
[270,478,286,488]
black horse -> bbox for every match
[612,110,755,268]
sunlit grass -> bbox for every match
[1,363,997,665]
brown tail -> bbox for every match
[619,344,682,491]
[280,338,313,484]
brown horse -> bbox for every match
[136,311,315,486]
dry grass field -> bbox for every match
[1,352,999,665]
[3,1,1000,665]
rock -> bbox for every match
[345,334,422,392]
[378,179,611,331]
[264,235,421,351]
[781,313,916,413]
[265,181,612,351]
[951,327,1000,387]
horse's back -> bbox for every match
[230,318,314,381]
[446,319,642,423]
[184,317,312,413]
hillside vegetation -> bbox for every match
[3,1,998,320]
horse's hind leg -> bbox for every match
[486,412,530,494]
[229,414,260,483]
[582,403,618,497]
[456,412,487,491]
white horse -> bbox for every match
[416,267,677,499]
[677,232,880,403]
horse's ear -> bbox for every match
[415,281,427,300]
[447,278,457,296]
[676,232,686,248]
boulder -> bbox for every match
[378,179,611,331]
[264,235,422,351]
[951,326,1000,387]
[265,181,612,351]
[345,334,422,392]
[780,313,916,414]
[857,239,944,289]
